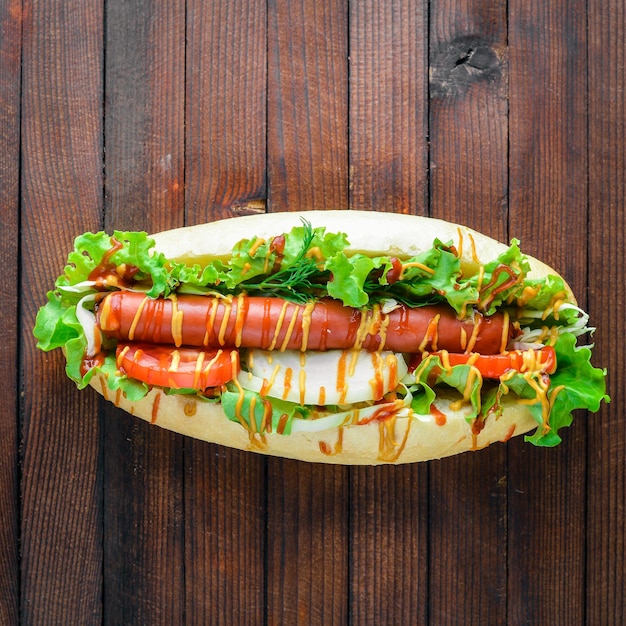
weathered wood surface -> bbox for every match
[3,0,623,623]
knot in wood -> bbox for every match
[430,37,503,99]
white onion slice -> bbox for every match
[75,294,99,357]
[241,349,408,405]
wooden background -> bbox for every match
[1,0,623,623]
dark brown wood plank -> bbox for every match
[0,1,22,623]
[347,2,429,624]
[587,1,626,622]
[186,0,267,221]
[266,1,350,623]
[427,1,510,623]
[349,0,428,214]
[266,459,349,626]
[102,2,186,623]
[267,0,349,212]
[19,0,104,623]
[183,1,267,622]
[349,466,428,625]
[507,0,588,622]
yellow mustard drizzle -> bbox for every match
[499,310,510,353]
[368,352,384,399]
[116,344,131,370]
[352,308,372,350]
[464,313,483,353]
[418,313,441,352]
[305,246,324,262]
[99,376,109,401]
[516,284,540,307]
[386,353,399,388]
[128,296,149,341]
[203,297,220,346]
[353,305,383,350]
[192,351,206,388]
[457,227,464,259]
[260,362,281,398]
[298,368,307,405]
[98,295,111,329]
[400,261,436,277]
[248,237,266,257]
[337,350,348,404]
[217,296,233,346]
[450,366,483,413]
[468,231,480,265]
[300,302,315,352]
[268,300,289,350]
[518,373,551,431]
[378,314,390,351]
[280,304,301,352]
[204,349,226,375]
[168,295,184,347]
[377,414,412,463]
[168,350,181,372]
[460,327,468,351]
[542,291,567,321]
[234,293,246,347]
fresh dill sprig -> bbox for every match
[238,219,328,303]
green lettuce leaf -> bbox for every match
[34,291,82,352]
[221,386,307,435]
[511,333,609,446]
[469,239,531,315]
[59,230,170,297]
[325,254,389,307]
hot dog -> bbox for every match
[97,292,509,354]
[34,210,608,464]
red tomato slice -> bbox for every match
[116,343,239,389]
[417,346,557,379]
[444,347,556,378]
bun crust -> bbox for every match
[90,211,573,464]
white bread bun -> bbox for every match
[90,210,573,464]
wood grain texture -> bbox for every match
[349,0,428,214]
[507,0,588,622]
[186,0,267,221]
[183,447,265,626]
[350,465,428,625]
[267,0,349,211]
[266,460,349,626]
[19,1,104,624]
[428,1,509,622]
[103,1,186,623]
[0,1,22,623]
[347,3,429,623]
[587,0,626,622]
[184,1,267,622]
[429,0,508,232]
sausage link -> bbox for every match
[96,291,509,354]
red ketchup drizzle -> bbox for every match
[479,264,520,310]
[269,235,286,273]
[430,405,447,426]
[88,236,141,286]
[385,257,403,284]
[80,353,105,377]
